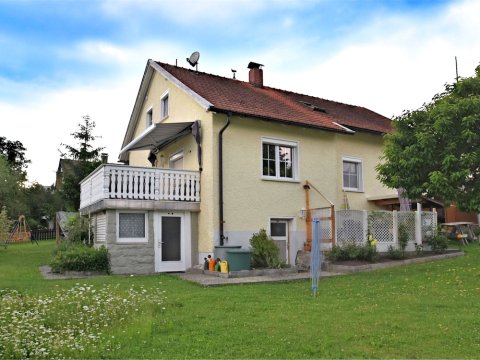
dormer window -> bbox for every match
[300,101,327,113]
[161,92,169,119]
[146,108,153,127]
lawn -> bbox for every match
[1,240,479,358]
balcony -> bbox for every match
[80,164,200,212]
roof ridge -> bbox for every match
[157,61,362,110]
[155,60,391,134]
[156,61,236,83]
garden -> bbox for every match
[1,238,480,359]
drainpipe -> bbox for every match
[219,113,231,246]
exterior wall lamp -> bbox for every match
[299,207,307,219]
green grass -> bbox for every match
[1,240,480,358]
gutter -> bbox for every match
[209,106,349,134]
[218,113,231,246]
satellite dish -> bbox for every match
[187,51,200,67]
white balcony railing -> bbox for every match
[80,164,200,209]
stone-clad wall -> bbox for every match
[93,209,198,274]
[105,210,155,275]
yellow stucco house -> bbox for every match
[79,59,396,274]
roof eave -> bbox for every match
[209,106,351,134]
[119,61,214,162]
[149,60,213,110]
[338,124,391,135]
[119,61,155,162]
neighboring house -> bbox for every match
[55,158,81,190]
[368,194,480,224]
[79,59,398,274]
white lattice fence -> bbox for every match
[421,212,437,239]
[398,211,416,243]
[368,211,394,245]
[335,210,365,244]
[311,207,333,249]
[334,209,437,252]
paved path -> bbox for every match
[174,271,341,287]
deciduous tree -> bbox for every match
[0,155,26,218]
[0,136,30,180]
[377,64,480,212]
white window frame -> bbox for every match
[160,91,169,120]
[169,150,184,169]
[146,107,153,128]
[342,156,363,192]
[116,211,148,243]
[261,137,299,182]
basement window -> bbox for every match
[117,212,148,243]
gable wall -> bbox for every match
[334,132,397,210]
[219,116,396,254]
[120,65,396,260]
[125,68,217,255]
[127,70,212,167]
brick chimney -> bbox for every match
[248,62,264,87]
[101,153,108,164]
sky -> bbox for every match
[1,0,479,185]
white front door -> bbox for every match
[154,212,190,272]
[270,219,289,263]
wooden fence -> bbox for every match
[30,229,56,241]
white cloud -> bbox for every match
[258,0,480,117]
[2,0,479,185]
[99,0,302,25]
[101,0,246,23]
[0,78,138,185]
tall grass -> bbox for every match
[1,240,479,358]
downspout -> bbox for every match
[219,113,231,246]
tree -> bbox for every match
[0,136,30,180]
[0,155,27,218]
[0,205,12,243]
[60,115,104,162]
[24,183,62,229]
[59,116,104,210]
[377,64,480,212]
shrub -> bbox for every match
[387,245,404,260]
[429,233,449,254]
[357,243,379,262]
[385,224,410,259]
[327,241,378,262]
[250,229,281,268]
[65,214,93,245]
[50,243,110,273]
[415,243,424,256]
[398,223,409,255]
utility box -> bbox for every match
[226,249,252,271]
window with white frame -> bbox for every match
[169,151,184,170]
[342,157,363,191]
[146,108,153,127]
[161,92,169,119]
[262,138,298,181]
[117,212,148,243]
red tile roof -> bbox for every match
[157,62,392,134]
